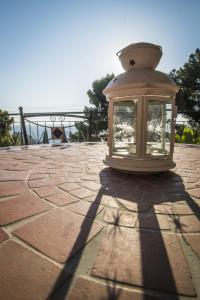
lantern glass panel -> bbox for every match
[146,101,172,156]
[113,100,137,155]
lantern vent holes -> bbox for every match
[130,59,135,66]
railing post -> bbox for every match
[89,110,92,142]
[19,106,28,145]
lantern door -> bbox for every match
[144,97,174,158]
[110,97,143,157]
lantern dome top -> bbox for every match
[104,42,179,98]
[117,42,162,71]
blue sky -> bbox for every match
[0,0,200,113]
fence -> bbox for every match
[0,107,189,146]
[0,107,109,146]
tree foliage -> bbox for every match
[0,110,14,146]
[70,73,114,141]
[170,49,200,126]
[0,109,14,135]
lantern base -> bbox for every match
[104,155,175,173]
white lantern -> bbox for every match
[103,42,179,172]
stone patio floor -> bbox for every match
[0,143,200,300]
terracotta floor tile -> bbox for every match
[92,227,195,296]
[45,177,65,186]
[117,198,151,213]
[65,200,103,218]
[28,179,49,188]
[81,174,100,181]
[7,163,35,171]
[28,173,48,180]
[86,194,119,208]
[104,207,136,227]
[182,234,200,257]
[0,228,9,243]
[142,192,165,204]
[172,204,194,215]
[0,171,27,181]
[0,192,52,225]
[0,240,70,300]
[0,181,28,197]
[59,182,81,192]
[65,176,81,183]
[68,276,161,300]
[188,188,200,199]
[46,192,79,206]
[34,186,60,198]
[69,187,95,199]
[136,213,170,230]
[153,204,172,215]
[174,215,200,233]
[13,209,103,263]
[80,181,101,191]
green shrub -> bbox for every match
[175,133,181,142]
[181,127,194,144]
[0,134,13,147]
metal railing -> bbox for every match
[0,106,190,147]
[0,107,109,146]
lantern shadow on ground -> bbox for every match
[47,167,199,300]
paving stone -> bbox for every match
[136,213,170,230]
[80,181,101,191]
[65,200,103,218]
[193,198,200,207]
[82,174,100,181]
[28,179,49,188]
[183,177,199,184]
[65,176,81,183]
[142,192,164,204]
[115,189,142,202]
[28,177,65,189]
[188,188,200,199]
[49,167,64,173]
[182,234,200,257]
[7,163,35,171]
[0,228,9,243]
[46,192,79,206]
[173,215,200,233]
[13,209,103,263]
[68,276,161,300]
[163,193,189,203]
[0,181,28,197]
[101,195,120,208]
[153,204,172,215]
[45,177,65,186]
[172,204,194,215]
[92,227,195,296]
[104,207,136,227]
[0,240,70,300]
[69,187,95,199]
[184,181,200,190]
[86,194,120,208]
[59,182,81,192]
[0,192,52,225]
[69,172,83,179]
[117,198,151,213]
[28,173,48,180]
[137,182,157,193]
[0,170,27,181]
[34,186,60,198]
